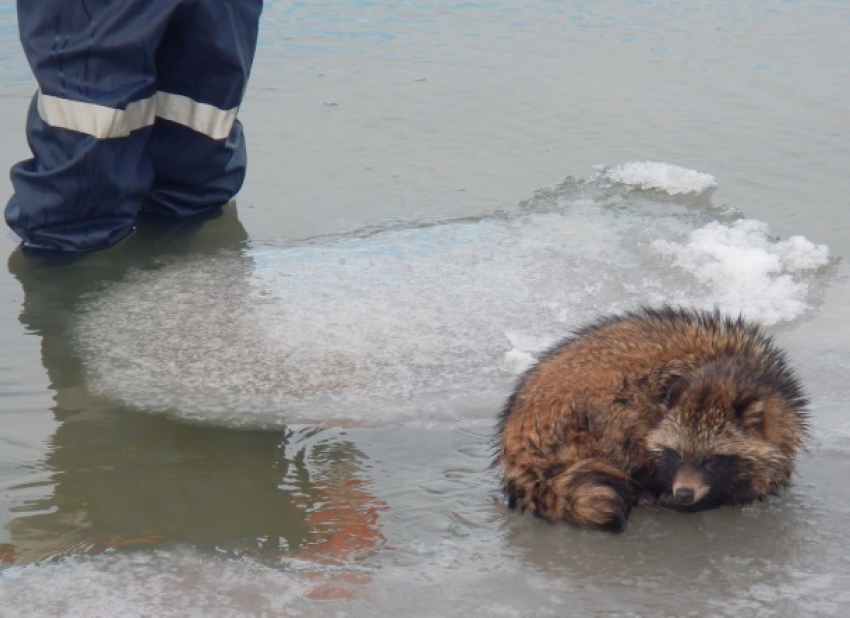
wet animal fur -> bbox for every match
[495,306,808,532]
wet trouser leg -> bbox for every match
[6,1,174,252]
[6,0,263,252]
[145,0,263,218]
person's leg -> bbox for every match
[6,1,176,252]
[144,0,263,218]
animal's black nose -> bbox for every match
[674,487,695,504]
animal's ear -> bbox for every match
[734,395,765,433]
[648,358,692,406]
[664,376,688,408]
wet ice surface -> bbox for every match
[2,420,850,618]
[74,164,832,428]
[0,550,311,618]
[2,0,850,614]
[602,162,717,195]
[653,219,831,325]
[1,163,831,616]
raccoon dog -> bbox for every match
[495,306,808,532]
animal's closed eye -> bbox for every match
[702,455,739,475]
[660,448,681,470]
[702,456,721,472]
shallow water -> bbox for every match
[1,2,849,617]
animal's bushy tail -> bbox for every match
[501,458,633,532]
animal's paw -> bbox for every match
[632,489,658,507]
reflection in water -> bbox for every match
[4,206,385,598]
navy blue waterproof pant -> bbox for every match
[6,0,263,252]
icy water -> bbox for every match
[1,2,849,617]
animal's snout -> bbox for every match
[670,466,710,506]
[673,487,695,504]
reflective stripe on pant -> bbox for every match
[6,0,263,252]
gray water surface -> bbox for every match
[0,2,849,617]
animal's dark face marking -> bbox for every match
[659,448,681,474]
[650,448,757,511]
